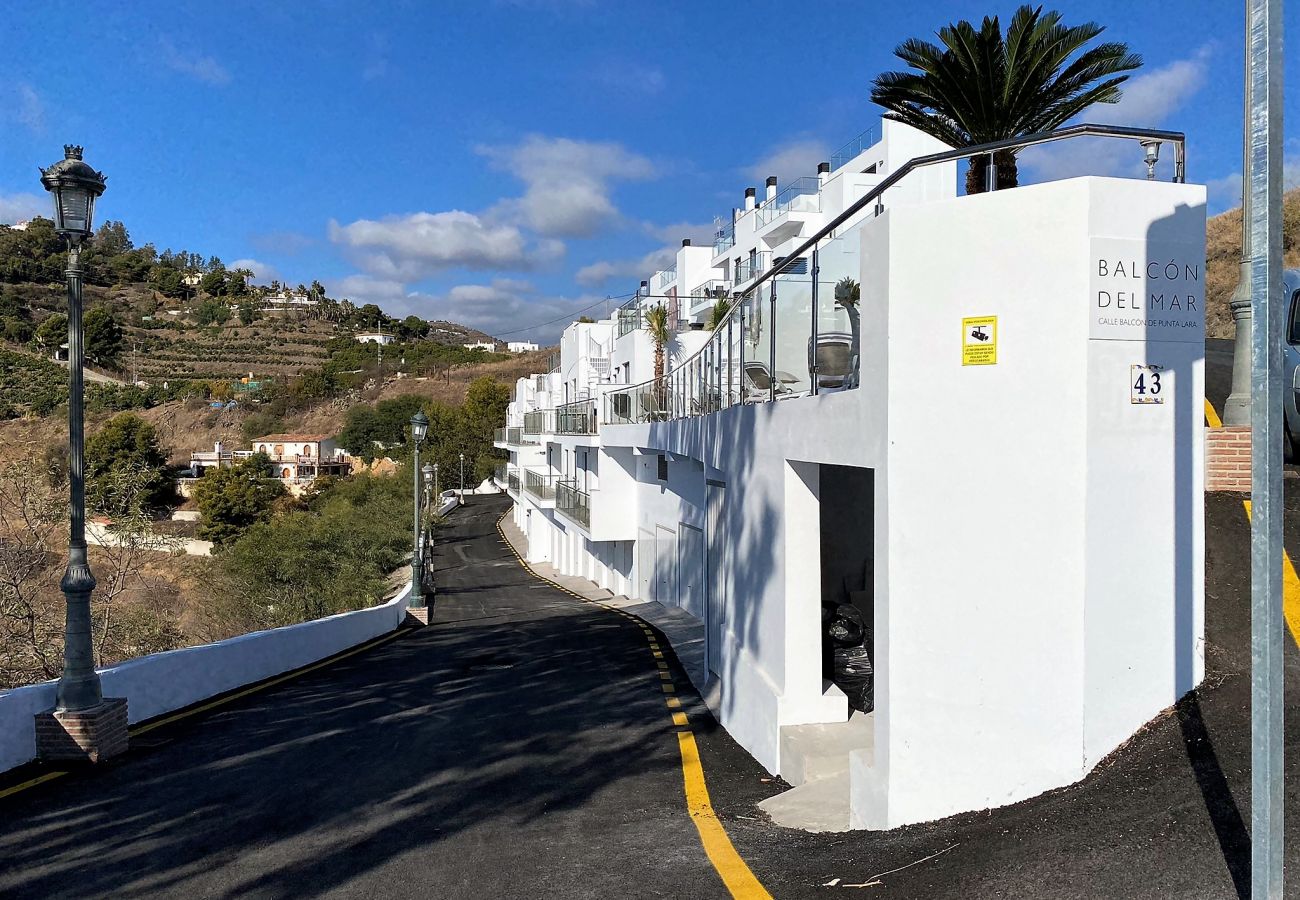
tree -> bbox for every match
[870,6,1141,193]
[645,303,671,384]
[402,315,429,339]
[86,412,169,515]
[193,453,285,547]
[34,313,66,354]
[93,221,133,255]
[705,297,732,331]
[83,307,123,367]
[237,300,260,326]
[199,270,227,296]
[195,298,229,326]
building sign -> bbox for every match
[962,315,998,366]
[1130,364,1165,404]
[1090,238,1205,342]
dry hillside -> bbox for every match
[1205,187,1300,338]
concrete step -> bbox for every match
[757,771,852,833]
[779,712,874,787]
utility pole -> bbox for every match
[1247,0,1284,896]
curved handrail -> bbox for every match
[609,122,1187,415]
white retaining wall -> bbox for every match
[0,583,412,775]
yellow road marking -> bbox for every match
[1240,501,1300,646]
[675,730,773,899]
[0,771,66,802]
[496,510,770,900]
[1205,397,1223,429]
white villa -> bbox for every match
[463,340,498,352]
[356,331,395,345]
[264,290,318,311]
[495,118,1207,830]
[186,434,353,495]
[507,341,540,353]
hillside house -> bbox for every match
[184,434,353,497]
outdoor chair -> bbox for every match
[808,331,856,390]
[742,361,793,402]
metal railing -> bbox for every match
[547,351,561,373]
[713,221,735,256]
[601,123,1187,427]
[831,126,880,172]
[756,177,822,227]
[523,409,555,435]
[506,468,521,494]
[557,398,599,435]
[524,469,557,500]
[735,253,771,284]
[617,303,644,338]
[556,478,590,527]
[655,265,677,288]
[494,463,507,485]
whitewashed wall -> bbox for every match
[0,585,412,775]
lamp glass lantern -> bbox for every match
[410,410,429,443]
[39,145,106,238]
[1140,140,1161,181]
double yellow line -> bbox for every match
[1205,398,1300,647]
[494,512,771,899]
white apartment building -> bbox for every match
[495,118,1206,831]
[463,340,499,352]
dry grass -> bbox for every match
[1205,187,1300,338]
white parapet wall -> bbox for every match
[0,583,412,775]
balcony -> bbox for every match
[506,468,521,495]
[523,409,555,436]
[617,303,644,338]
[689,280,731,316]
[655,265,677,289]
[830,125,880,172]
[494,426,536,447]
[555,478,590,528]
[756,177,822,242]
[494,463,508,487]
[734,252,772,285]
[713,221,735,258]
[556,398,598,435]
[523,469,557,502]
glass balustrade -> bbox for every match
[830,126,880,172]
[556,478,590,527]
[557,398,598,435]
[506,468,521,494]
[523,409,555,435]
[524,469,557,500]
[735,252,771,285]
[756,177,822,228]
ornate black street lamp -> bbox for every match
[409,411,428,608]
[40,146,107,713]
[458,452,465,500]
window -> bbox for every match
[657,454,668,481]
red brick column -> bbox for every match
[35,698,128,763]
[1205,425,1251,492]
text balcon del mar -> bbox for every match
[1089,241,1205,342]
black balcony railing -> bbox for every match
[506,469,521,494]
[556,478,590,527]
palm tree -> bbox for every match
[834,277,861,388]
[870,5,1141,193]
[645,303,671,383]
[705,297,733,331]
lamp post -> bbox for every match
[459,452,465,500]
[433,463,439,504]
[409,411,428,608]
[40,146,107,714]
[422,463,435,595]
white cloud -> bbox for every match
[643,220,719,246]
[159,38,231,86]
[745,139,830,185]
[1021,47,1213,183]
[478,135,656,237]
[328,274,410,304]
[229,258,281,284]
[575,245,678,288]
[328,210,564,280]
[408,281,611,344]
[15,84,43,133]
[0,192,45,225]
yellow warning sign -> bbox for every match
[962,316,997,366]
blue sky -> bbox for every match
[1,1,1296,342]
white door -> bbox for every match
[654,525,677,607]
[705,481,727,677]
[679,524,704,619]
[637,528,654,601]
